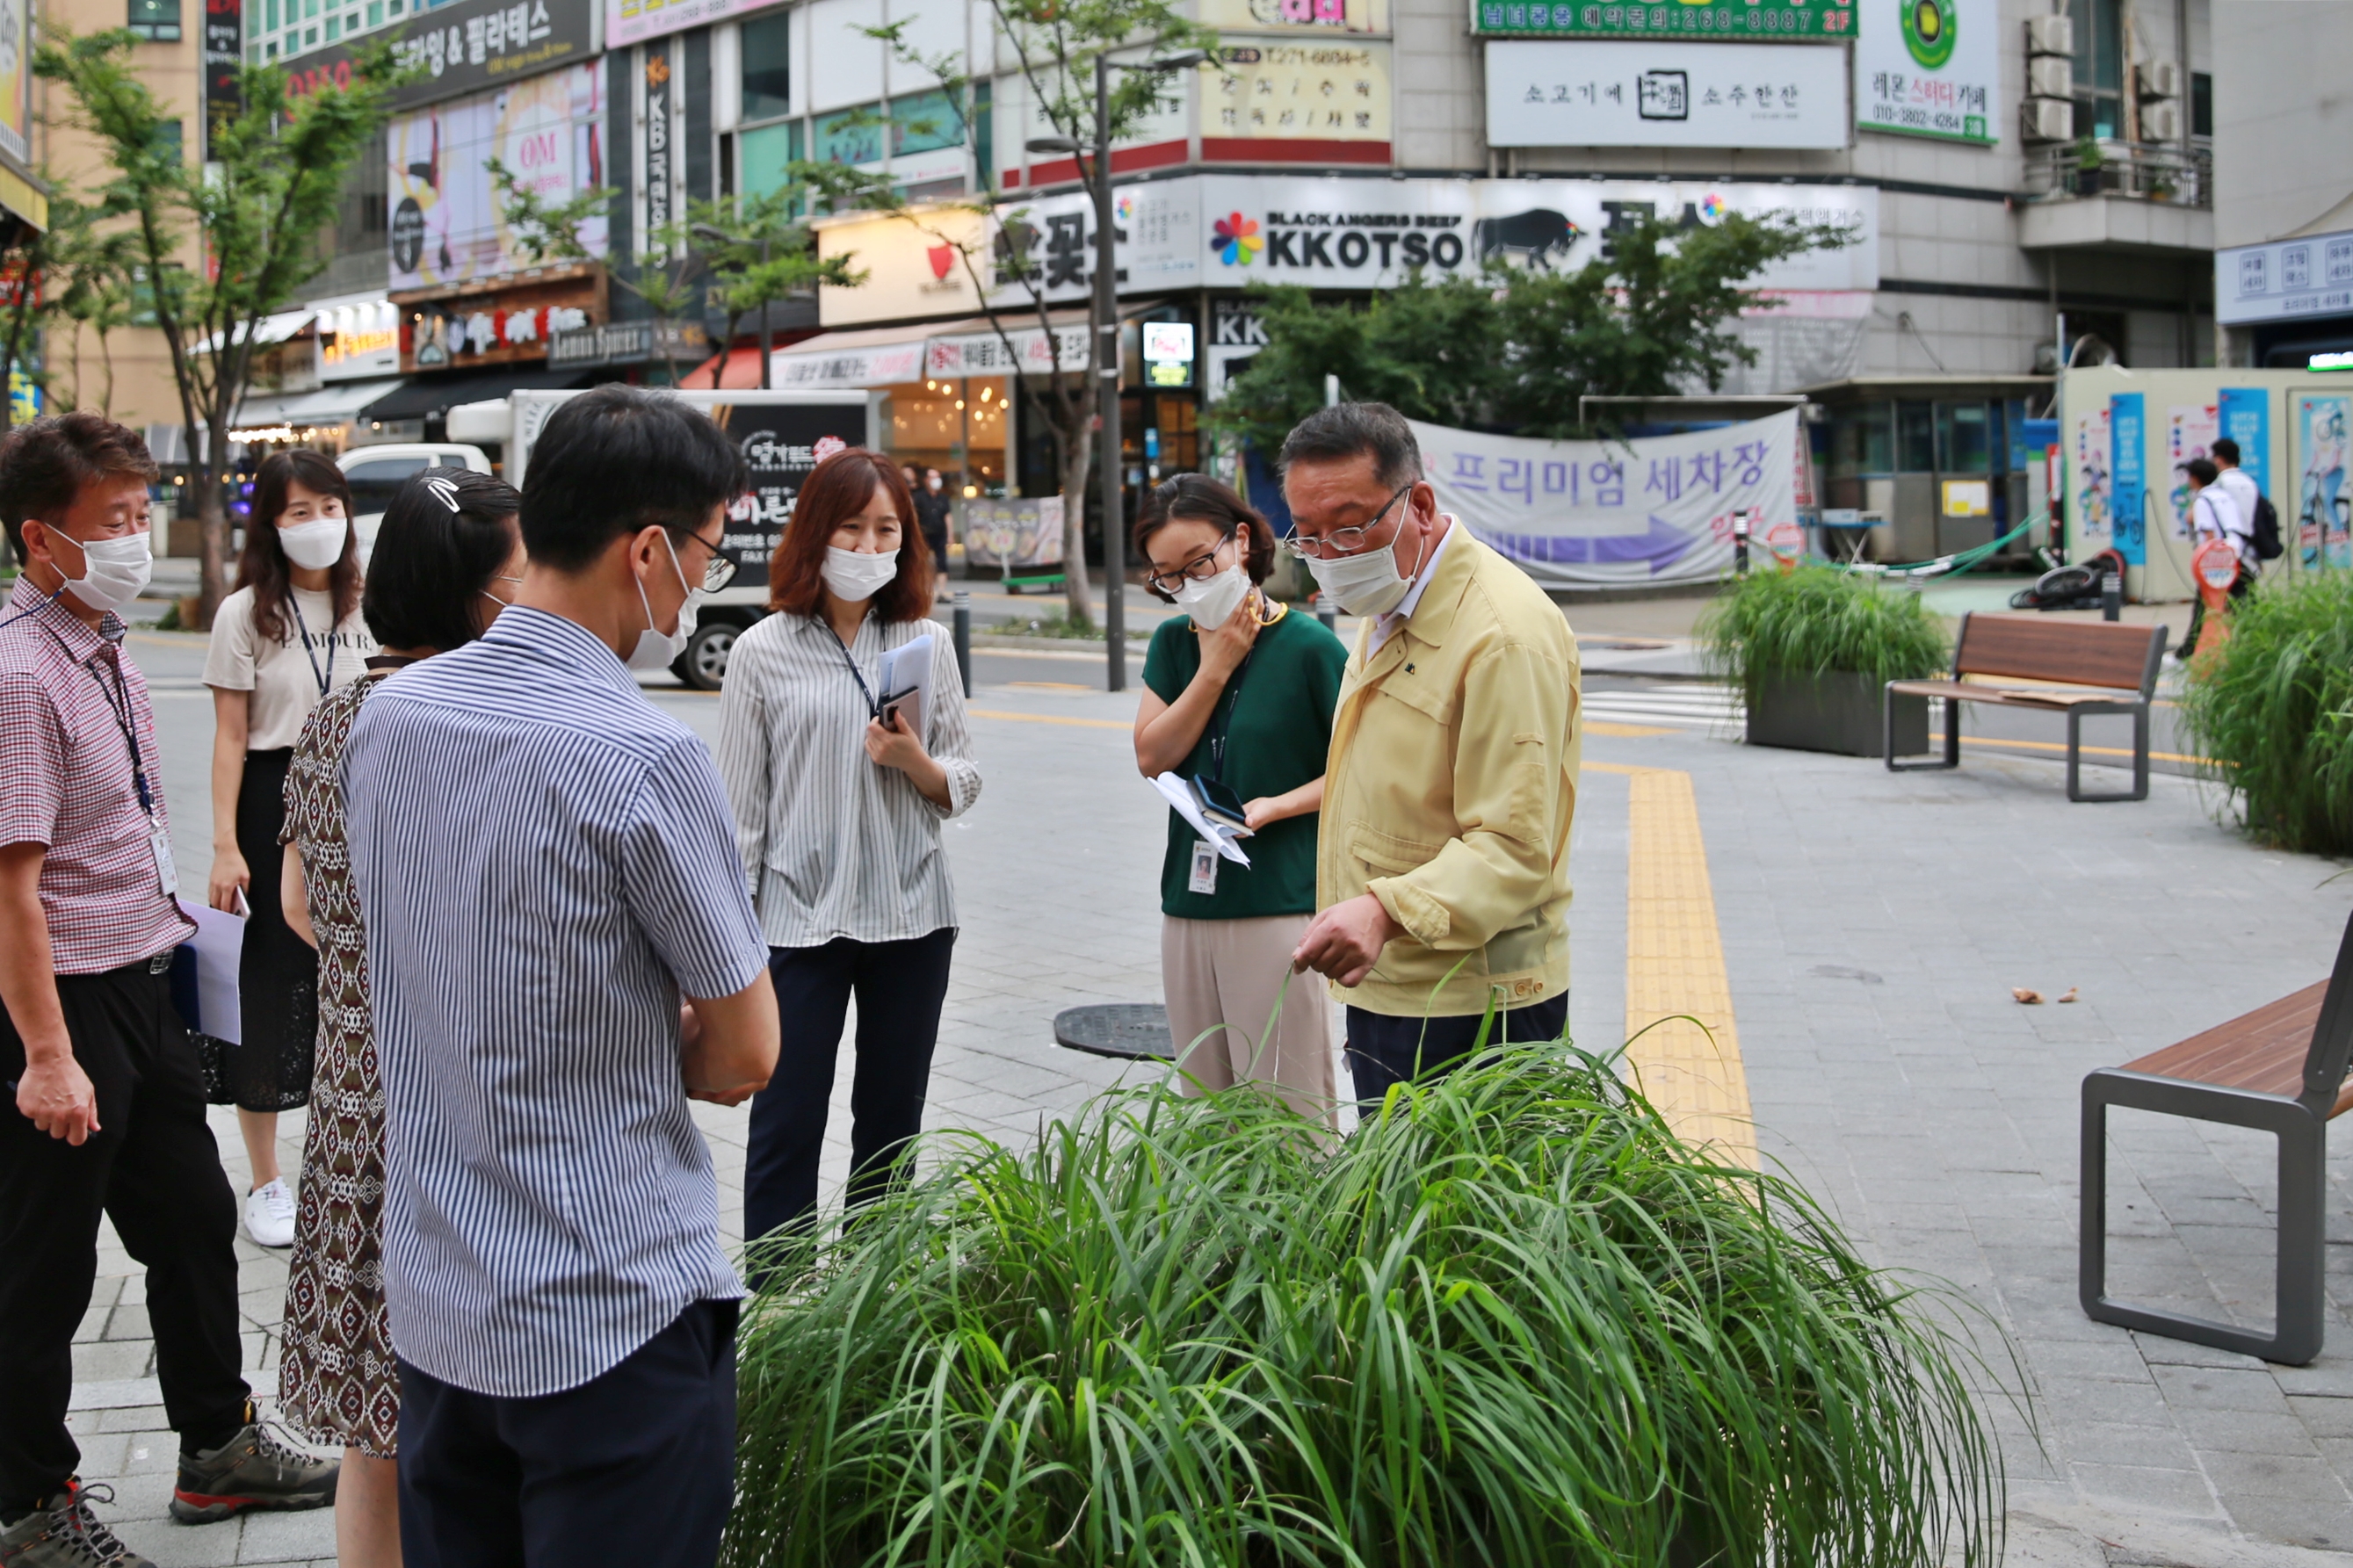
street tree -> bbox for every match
[38,31,396,621]
[857,4,1216,626]
[1212,211,1855,458]
[48,198,141,416]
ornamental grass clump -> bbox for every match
[1698,564,1950,704]
[728,1044,2005,1568]
[2178,571,2353,856]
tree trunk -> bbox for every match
[1058,421,1094,624]
[195,417,229,625]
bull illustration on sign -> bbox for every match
[1472,208,1581,271]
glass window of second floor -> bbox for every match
[742,11,791,124]
[128,0,181,41]
[2068,0,2125,138]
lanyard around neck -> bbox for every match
[827,618,880,719]
[290,596,333,697]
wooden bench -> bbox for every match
[2079,910,2353,1364]
[1884,613,2169,802]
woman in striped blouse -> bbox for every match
[715,450,981,1249]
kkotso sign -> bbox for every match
[1194,174,1878,292]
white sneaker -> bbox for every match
[244,1179,295,1248]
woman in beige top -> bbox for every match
[201,450,375,1247]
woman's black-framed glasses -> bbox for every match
[1278,481,1415,560]
[1144,532,1236,596]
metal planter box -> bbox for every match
[1746,670,1928,758]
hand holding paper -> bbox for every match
[1153,773,1252,865]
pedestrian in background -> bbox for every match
[276,468,525,1568]
[1281,403,1582,1106]
[1,414,335,1568]
[201,450,374,1248]
[2179,455,2253,657]
[1133,475,1346,1124]
[342,387,778,1567]
[912,465,953,586]
[717,449,979,1248]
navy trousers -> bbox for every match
[742,929,956,1246]
[395,1299,738,1568]
[1344,993,1570,1108]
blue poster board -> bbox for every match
[2110,393,2146,565]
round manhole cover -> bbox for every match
[1053,1003,1172,1061]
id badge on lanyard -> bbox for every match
[88,657,175,896]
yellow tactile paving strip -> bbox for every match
[1588,760,1756,1167]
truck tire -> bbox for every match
[674,619,740,690]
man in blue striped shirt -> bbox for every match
[343,387,779,1567]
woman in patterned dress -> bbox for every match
[276,470,523,1568]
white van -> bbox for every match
[338,443,493,567]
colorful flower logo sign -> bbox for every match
[1214,213,1263,265]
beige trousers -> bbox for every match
[1161,914,1337,1127]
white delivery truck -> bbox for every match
[444,388,880,689]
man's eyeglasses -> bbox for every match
[676,524,737,593]
[1144,536,1233,596]
[1278,482,1415,560]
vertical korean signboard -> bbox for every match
[203,0,242,153]
[2110,392,2146,565]
[1855,0,1994,145]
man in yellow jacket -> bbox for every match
[1285,403,1582,1106]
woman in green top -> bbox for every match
[1134,475,1348,1124]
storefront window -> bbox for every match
[1896,401,1935,473]
[738,120,805,201]
[742,11,791,123]
[815,105,885,166]
[1828,402,1892,477]
[889,89,963,157]
[1936,401,1992,474]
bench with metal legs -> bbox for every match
[1886,612,2168,802]
[2079,910,2353,1365]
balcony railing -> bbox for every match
[2022,141,2212,208]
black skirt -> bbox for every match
[225,748,315,1112]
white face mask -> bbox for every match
[626,531,699,671]
[822,545,901,603]
[1172,561,1251,631]
[58,530,155,612]
[1307,531,1419,618]
[278,517,348,572]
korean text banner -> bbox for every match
[387,64,607,291]
[1486,40,1848,149]
[1853,0,1994,144]
[1409,411,1798,587]
[1472,0,1854,40]
[284,0,591,112]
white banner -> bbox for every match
[1485,40,1850,149]
[1410,411,1799,586]
[1853,0,1996,144]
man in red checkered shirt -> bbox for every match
[0,415,335,1568]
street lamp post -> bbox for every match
[1030,48,1205,694]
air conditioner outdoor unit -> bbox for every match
[2028,57,2074,98]
[2025,14,2074,54]
[2140,100,2183,141]
[2023,97,2074,141]
[2137,59,2182,99]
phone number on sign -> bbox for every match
[1865,101,1988,137]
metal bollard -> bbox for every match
[1315,598,1337,632]
[2101,571,2121,622]
[952,590,973,697]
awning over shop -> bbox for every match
[356,364,599,423]
[232,377,406,433]
[680,344,777,390]
[771,312,1093,389]
[0,165,47,233]
[199,310,317,356]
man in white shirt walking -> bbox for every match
[2180,456,2251,656]
[2210,437,2262,539]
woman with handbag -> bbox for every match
[202,450,374,1246]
